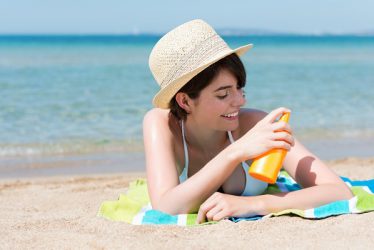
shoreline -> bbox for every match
[1,154,373,182]
[1,136,373,179]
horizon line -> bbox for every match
[0,32,374,37]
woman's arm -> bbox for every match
[261,138,354,213]
[196,137,354,223]
[196,111,354,223]
[144,107,293,215]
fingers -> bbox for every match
[263,107,291,124]
[196,203,212,224]
[272,121,292,134]
[196,193,219,224]
[196,211,206,224]
[205,206,223,222]
[271,131,295,147]
[211,210,230,222]
[271,140,292,151]
[196,192,232,224]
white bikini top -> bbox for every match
[178,120,268,196]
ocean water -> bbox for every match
[0,35,374,158]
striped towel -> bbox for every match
[97,171,374,226]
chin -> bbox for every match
[223,120,240,131]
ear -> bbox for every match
[175,92,192,113]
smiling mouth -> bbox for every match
[221,111,239,118]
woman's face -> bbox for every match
[189,68,246,131]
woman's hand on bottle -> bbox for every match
[235,107,295,161]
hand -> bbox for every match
[235,107,295,161]
[196,192,265,224]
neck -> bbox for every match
[182,118,229,156]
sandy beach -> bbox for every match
[1,157,374,249]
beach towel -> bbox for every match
[97,171,374,226]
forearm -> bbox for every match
[260,183,354,215]
[155,144,243,215]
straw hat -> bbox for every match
[149,19,253,108]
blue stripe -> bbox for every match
[277,175,301,191]
[341,176,374,193]
[142,210,178,225]
[313,199,350,218]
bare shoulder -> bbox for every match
[143,108,170,124]
[238,108,268,134]
[143,108,180,134]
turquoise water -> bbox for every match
[1,35,374,157]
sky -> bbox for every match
[0,0,374,35]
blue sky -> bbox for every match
[1,0,373,35]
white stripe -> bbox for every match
[132,203,152,225]
[363,186,373,194]
[132,211,145,225]
[177,214,187,226]
[349,196,360,213]
[304,208,314,218]
[263,214,272,219]
[344,182,352,187]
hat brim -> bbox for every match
[152,44,253,109]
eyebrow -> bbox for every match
[214,85,232,92]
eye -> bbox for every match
[217,95,227,99]
[217,89,229,99]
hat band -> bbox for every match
[160,34,229,89]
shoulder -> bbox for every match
[143,108,174,131]
[143,108,180,141]
[237,108,268,134]
[143,108,170,124]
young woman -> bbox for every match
[143,19,353,224]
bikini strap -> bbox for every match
[227,131,246,169]
[227,131,235,143]
[181,120,189,173]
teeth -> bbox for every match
[223,111,238,117]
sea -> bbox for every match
[1,35,373,177]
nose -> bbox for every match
[232,88,246,107]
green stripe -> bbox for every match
[351,187,374,212]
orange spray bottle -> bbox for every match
[249,112,290,184]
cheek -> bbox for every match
[194,97,226,116]
[212,100,227,110]
[205,102,227,117]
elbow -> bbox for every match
[335,182,354,200]
[149,188,200,215]
[342,184,354,200]
[150,195,191,215]
[151,202,177,215]
[151,195,199,215]
[151,202,191,215]
[322,178,355,201]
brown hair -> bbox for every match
[169,53,246,120]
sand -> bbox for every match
[1,157,374,249]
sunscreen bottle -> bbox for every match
[249,112,290,184]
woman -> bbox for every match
[143,19,353,224]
